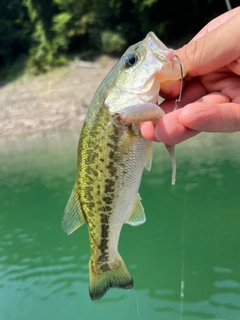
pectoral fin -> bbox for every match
[165,144,176,185]
[144,141,152,171]
[125,193,146,226]
[62,184,86,235]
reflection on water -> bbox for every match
[1,130,240,319]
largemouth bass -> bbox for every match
[62,32,184,300]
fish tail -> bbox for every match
[89,255,133,300]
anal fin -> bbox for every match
[125,193,146,226]
[62,183,86,235]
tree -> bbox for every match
[0,0,30,67]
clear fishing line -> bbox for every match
[133,288,141,320]
[225,0,232,10]
[179,201,187,320]
[178,2,233,317]
[178,156,192,320]
[170,55,187,319]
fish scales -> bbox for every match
[79,103,148,265]
[62,32,185,301]
[76,103,149,299]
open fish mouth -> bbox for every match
[119,77,157,94]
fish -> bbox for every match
[62,32,184,300]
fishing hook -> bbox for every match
[172,54,184,111]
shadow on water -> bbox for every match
[1,130,240,319]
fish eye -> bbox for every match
[124,53,139,68]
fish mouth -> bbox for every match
[106,76,160,114]
[123,77,160,104]
[122,77,158,95]
[144,32,186,83]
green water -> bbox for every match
[1,130,240,320]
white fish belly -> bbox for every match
[107,135,149,260]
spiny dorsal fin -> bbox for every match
[62,184,86,235]
[125,193,146,226]
[144,141,152,171]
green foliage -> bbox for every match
[101,30,127,54]
[22,0,69,73]
[0,0,31,66]
[52,13,72,33]
[0,0,231,76]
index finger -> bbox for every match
[193,6,240,40]
[176,7,240,77]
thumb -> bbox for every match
[176,7,240,77]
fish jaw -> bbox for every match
[144,31,186,82]
[104,31,185,115]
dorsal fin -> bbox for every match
[62,184,86,235]
[125,193,146,226]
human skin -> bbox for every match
[141,6,240,145]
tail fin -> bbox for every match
[89,255,133,301]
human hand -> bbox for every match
[141,6,240,145]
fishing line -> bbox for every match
[167,55,184,185]
[178,155,192,320]
[171,53,187,319]
[225,0,232,10]
[133,288,141,320]
[179,200,187,320]
[177,3,232,315]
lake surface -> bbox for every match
[1,130,240,320]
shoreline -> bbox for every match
[0,56,117,138]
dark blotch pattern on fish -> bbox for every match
[76,105,130,272]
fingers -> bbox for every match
[160,79,207,113]
[140,121,158,141]
[141,80,207,143]
[227,58,240,76]
[142,7,240,145]
[154,109,199,145]
[161,8,240,99]
[179,97,240,133]
[176,8,240,77]
[141,109,199,145]
[141,93,240,145]
[192,7,240,41]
